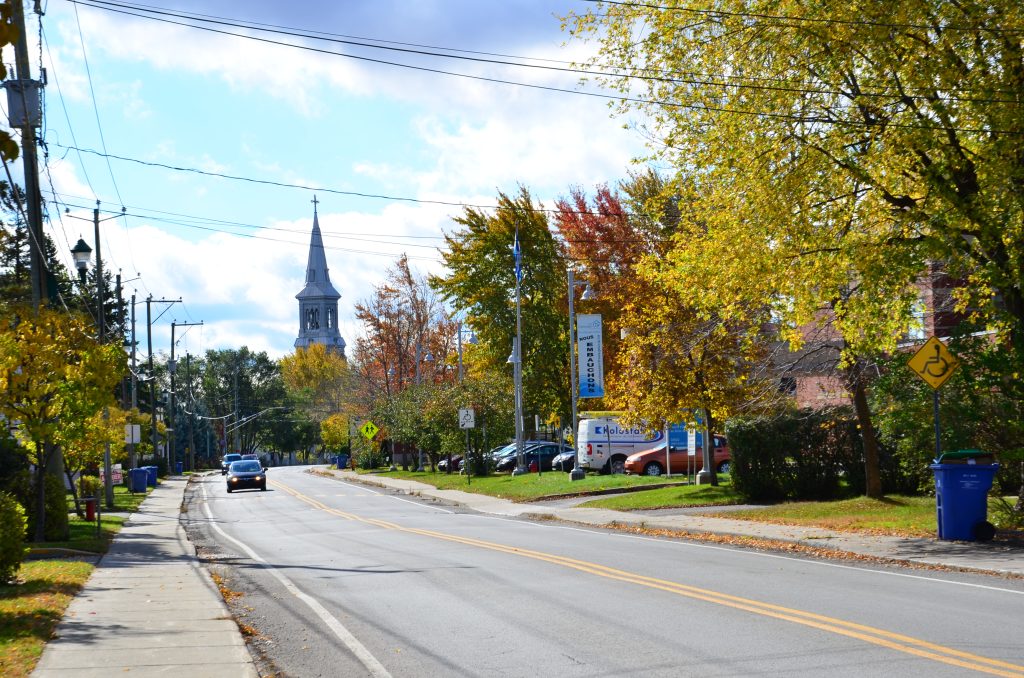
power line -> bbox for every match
[65,0,1021,133]
[68,0,1019,105]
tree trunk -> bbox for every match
[847,365,883,498]
[65,468,83,518]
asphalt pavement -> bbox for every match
[31,467,1024,678]
[327,468,1024,577]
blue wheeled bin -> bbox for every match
[336,454,350,470]
[175,461,184,475]
[930,450,999,542]
[144,466,158,487]
[129,468,148,494]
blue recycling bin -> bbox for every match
[930,451,999,541]
[144,466,158,487]
[175,461,184,475]
[129,468,148,493]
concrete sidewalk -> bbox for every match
[327,469,1024,577]
[32,477,257,678]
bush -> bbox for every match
[28,473,69,542]
[727,409,862,503]
[0,491,28,583]
[77,475,101,498]
[354,448,387,470]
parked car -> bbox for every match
[221,453,242,475]
[437,455,463,473]
[457,441,553,473]
[551,449,578,472]
[623,435,731,477]
[226,460,267,492]
[494,443,572,473]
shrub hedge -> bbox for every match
[0,491,27,583]
[727,409,864,503]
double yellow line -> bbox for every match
[271,479,1024,677]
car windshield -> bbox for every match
[230,461,261,473]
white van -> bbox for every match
[577,416,664,474]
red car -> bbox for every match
[623,435,731,476]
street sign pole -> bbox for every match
[908,336,960,461]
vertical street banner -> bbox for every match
[577,313,604,398]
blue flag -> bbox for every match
[513,230,522,282]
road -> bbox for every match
[183,466,1024,678]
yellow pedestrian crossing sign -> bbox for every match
[359,420,379,441]
[908,337,960,389]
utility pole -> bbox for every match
[128,292,138,469]
[93,203,115,508]
[8,0,45,308]
[233,366,240,453]
[169,320,202,474]
[146,296,180,470]
[186,354,196,472]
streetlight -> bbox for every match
[567,269,595,481]
[507,336,526,475]
[415,345,434,471]
[386,366,399,471]
[455,321,477,476]
[70,238,91,286]
[67,204,124,509]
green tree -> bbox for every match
[433,187,568,422]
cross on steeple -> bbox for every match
[311,195,319,213]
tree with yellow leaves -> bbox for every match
[0,305,124,540]
[565,0,1024,497]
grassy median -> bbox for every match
[362,468,685,501]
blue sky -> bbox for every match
[9,0,648,359]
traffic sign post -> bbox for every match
[359,420,379,441]
[909,337,960,460]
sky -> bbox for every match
[6,0,649,361]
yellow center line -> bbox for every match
[269,479,1024,677]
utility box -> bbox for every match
[3,80,41,127]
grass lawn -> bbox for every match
[721,496,939,537]
[578,481,743,510]
[361,469,684,501]
[32,515,125,554]
[0,560,94,678]
[66,483,151,515]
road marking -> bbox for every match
[465,513,1024,596]
[271,478,1024,678]
[200,482,392,678]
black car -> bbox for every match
[221,453,242,475]
[226,460,266,492]
[551,449,579,472]
[494,443,572,473]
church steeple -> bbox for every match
[294,197,346,356]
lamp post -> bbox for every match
[507,337,526,475]
[386,366,398,471]
[414,344,433,471]
[67,203,124,508]
[456,321,477,476]
[567,269,594,481]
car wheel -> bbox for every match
[717,461,731,474]
[226,487,232,493]
[260,484,267,491]
[643,462,664,476]
[608,457,626,475]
